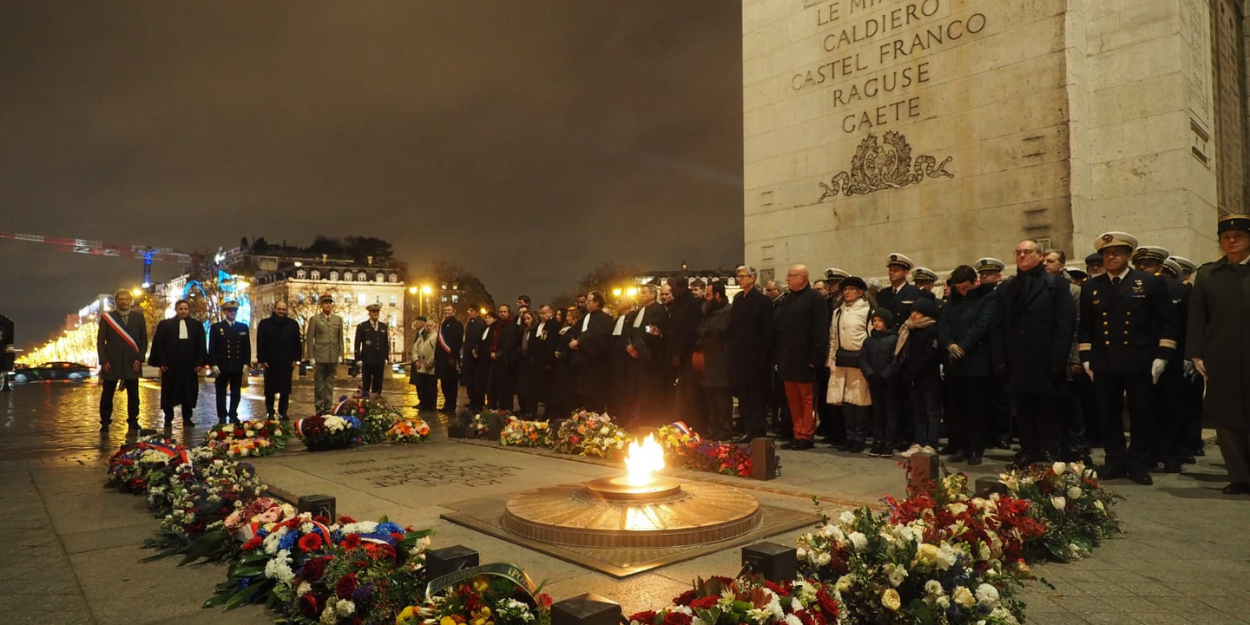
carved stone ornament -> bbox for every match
[818,131,954,200]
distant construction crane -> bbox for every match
[0,230,196,287]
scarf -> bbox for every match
[894,316,937,356]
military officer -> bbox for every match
[1131,245,1170,274]
[1078,232,1179,484]
[209,301,251,424]
[305,294,345,414]
[1172,256,1198,285]
[974,258,1006,287]
[1170,255,1205,458]
[877,253,932,325]
[1186,214,1250,495]
[354,303,389,395]
[912,267,939,292]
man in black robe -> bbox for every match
[570,291,613,413]
[149,299,207,427]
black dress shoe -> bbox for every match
[948,452,968,463]
[938,445,957,455]
[1183,456,1197,465]
[1161,460,1184,474]
[1099,464,1127,480]
[1127,471,1153,485]
[1194,448,1206,457]
[782,439,814,450]
[966,450,983,466]
[1221,482,1250,495]
[847,441,865,454]
[730,434,754,445]
[996,437,1013,450]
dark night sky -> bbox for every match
[0,1,744,349]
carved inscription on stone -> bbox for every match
[334,458,522,488]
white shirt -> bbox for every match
[633,306,646,328]
[581,313,591,332]
[612,315,627,336]
[481,326,491,340]
[178,319,188,339]
[1107,267,1130,283]
[536,321,547,335]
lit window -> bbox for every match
[344,272,353,282]
[358,272,367,281]
[388,273,398,283]
[296,269,307,280]
[310,270,321,280]
[330,271,339,281]
[375,274,384,283]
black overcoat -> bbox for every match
[729,286,774,387]
[773,284,830,382]
[1185,258,1250,431]
[990,266,1075,395]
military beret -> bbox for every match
[912,267,938,283]
[1131,245,1170,264]
[365,303,382,312]
[1218,213,1250,235]
[974,258,1005,273]
[1084,253,1104,267]
[824,267,850,280]
[319,294,334,303]
[221,300,239,310]
[1161,258,1183,278]
[1170,256,1197,274]
[1094,231,1138,253]
[839,276,868,292]
[886,253,914,270]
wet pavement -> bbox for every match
[0,370,432,465]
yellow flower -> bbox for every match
[881,588,901,611]
[440,617,458,625]
[396,606,415,624]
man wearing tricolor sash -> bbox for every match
[435,304,463,414]
[97,289,148,431]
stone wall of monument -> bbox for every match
[743,0,1246,281]
[743,0,1074,282]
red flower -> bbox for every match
[299,593,321,618]
[241,536,264,551]
[390,532,404,542]
[298,533,323,552]
[299,557,327,582]
[339,515,357,523]
[336,572,358,598]
[690,596,718,610]
[628,611,658,624]
[341,534,362,549]
[673,590,697,606]
[816,589,840,621]
[314,515,330,525]
[662,612,693,625]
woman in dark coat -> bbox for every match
[939,265,998,464]
[897,296,942,455]
[473,311,498,410]
[516,310,537,417]
[148,299,207,427]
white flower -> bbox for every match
[936,596,950,609]
[263,549,294,583]
[1000,473,1019,492]
[790,597,803,612]
[848,532,868,551]
[1094,500,1106,514]
[976,583,1000,607]
[1067,486,1083,500]
[1051,496,1067,511]
[924,580,943,596]
[947,503,968,515]
[746,608,772,623]
[884,563,908,587]
[839,510,856,524]
[952,586,976,608]
[297,582,312,597]
[817,552,832,567]
[336,599,356,616]
[785,614,803,625]
[1052,461,1066,475]
[796,547,807,561]
[835,575,853,592]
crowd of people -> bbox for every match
[94,213,1250,496]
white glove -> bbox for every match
[1192,358,1207,378]
[1082,362,1094,382]
[1151,358,1167,384]
[308,358,316,366]
[210,366,221,377]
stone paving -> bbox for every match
[1,375,1247,624]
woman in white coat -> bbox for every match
[826,277,874,452]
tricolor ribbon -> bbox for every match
[102,311,141,355]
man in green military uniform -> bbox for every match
[354,303,389,395]
[209,300,251,424]
[1186,214,1250,496]
[305,294,345,414]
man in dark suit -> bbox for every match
[461,306,487,411]
[730,265,774,442]
[435,304,464,414]
[149,299,208,427]
[1079,232,1178,485]
[666,279,703,428]
[608,296,638,424]
[629,284,669,426]
[570,291,613,413]
[256,300,301,420]
[490,304,521,411]
[528,305,560,418]
[774,264,830,450]
[208,300,251,424]
[992,239,1076,469]
[353,303,389,395]
[97,289,148,431]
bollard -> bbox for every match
[974,476,1009,498]
[485,412,505,439]
[425,545,480,580]
[298,494,336,521]
[750,438,778,481]
[906,452,940,496]
[741,542,797,582]
[551,593,621,625]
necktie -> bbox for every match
[1112,277,1121,286]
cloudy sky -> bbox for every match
[1,1,744,348]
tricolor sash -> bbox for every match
[438,324,452,353]
[102,312,141,355]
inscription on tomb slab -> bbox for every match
[333,457,523,489]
